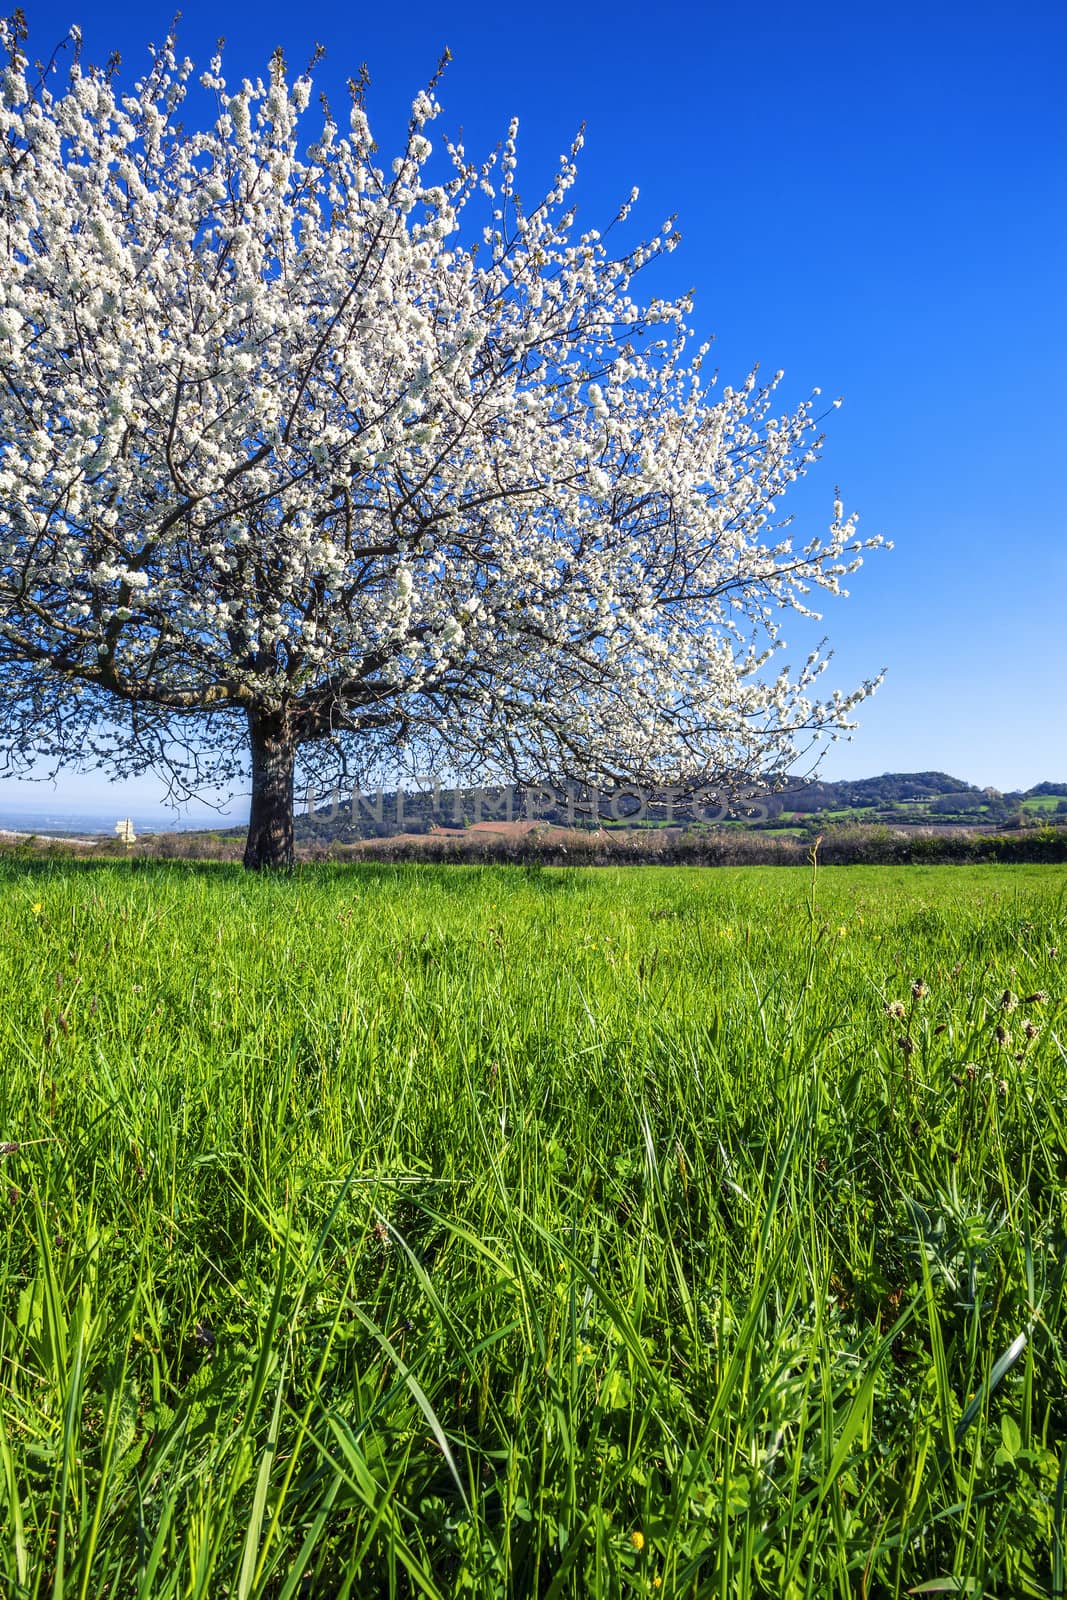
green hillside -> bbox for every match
[286,772,1067,844]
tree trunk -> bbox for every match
[244,707,296,871]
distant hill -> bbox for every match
[5,771,1062,843]
[286,771,1067,844]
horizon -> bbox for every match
[0,765,1062,832]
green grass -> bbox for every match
[0,856,1065,1598]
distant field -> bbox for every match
[1,859,1064,1598]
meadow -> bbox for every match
[0,856,1064,1598]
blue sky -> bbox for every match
[2,0,1065,822]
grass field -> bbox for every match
[0,857,1064,1598]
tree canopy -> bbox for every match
[0,21,885,865]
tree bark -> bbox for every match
[244,707,296,870]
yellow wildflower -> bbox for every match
[630,1530,645,1552]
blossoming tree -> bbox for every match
[0,23,885,867]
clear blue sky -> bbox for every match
[3,0,1065,821]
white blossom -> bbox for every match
[0,25,886,862]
